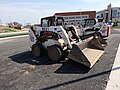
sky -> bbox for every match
[0,0,120,24]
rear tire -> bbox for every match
[47,45,63,62]
[32,43,44,57]
[94,32,102,38]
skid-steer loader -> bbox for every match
[76,18,111,40]
[29,16,107,68]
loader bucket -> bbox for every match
[68,37,106,68]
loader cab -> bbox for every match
[41,16,55,27]
[82,19,97,28]
[55,17,64,26]
[41,16,64,27]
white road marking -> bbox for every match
[106,44,120,90]
[0,35,28,44]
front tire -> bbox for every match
[47,45,63,62]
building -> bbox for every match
[96,7,120,22]
[54,11,96,26]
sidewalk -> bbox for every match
[112,28,120,30]
[0,31,28,38]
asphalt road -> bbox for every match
[0,29,120,90]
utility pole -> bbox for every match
[79,8,82,26]
[107,3,112,21]
[118,12,120,21]
[0,18,2,25]
[9,16,11,23]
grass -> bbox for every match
[113,26,120,28]
[1,28,16,33]
[115,26,120,28]
[0,33,28,38]
[0,27,28,38]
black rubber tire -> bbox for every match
[47,45,63,62]
[32,43,44,57]
[94,32,102,37]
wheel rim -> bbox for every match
[47,46,61,61]
[32,45,40,57]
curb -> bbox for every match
[0,31,28,38]
[0,35,29,41]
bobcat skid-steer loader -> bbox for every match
[77,18,111,40]
[29,16,107,68]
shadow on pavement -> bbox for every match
[9,51,90,74]
[54,60,90,74]
[9,51,56,65]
